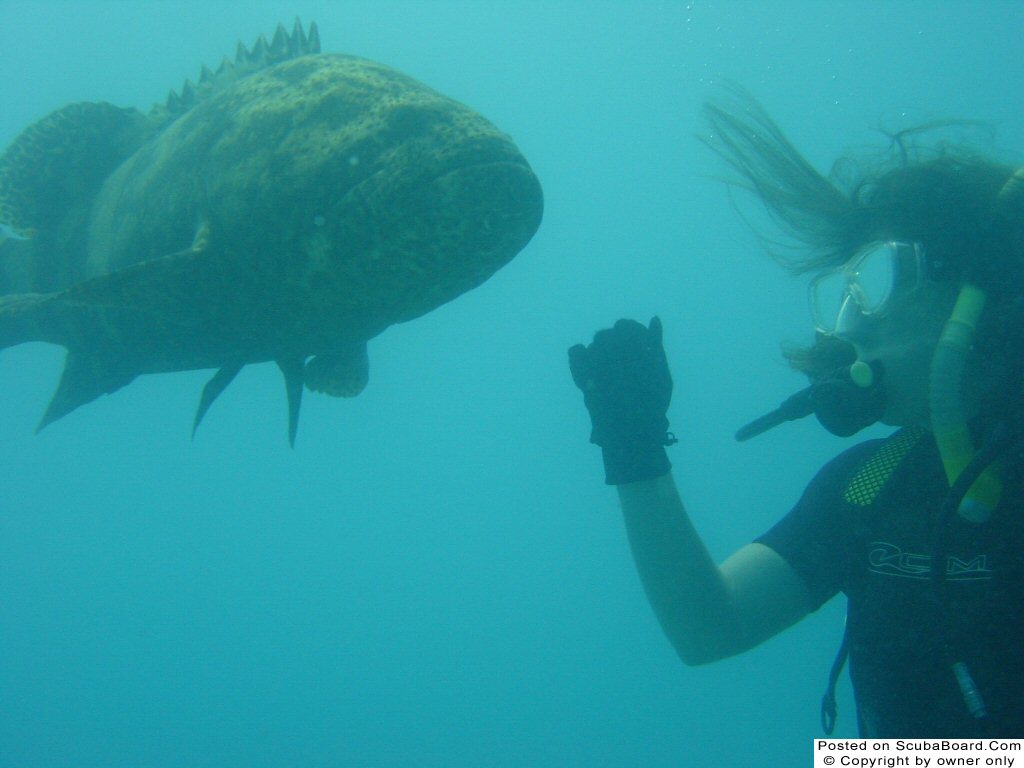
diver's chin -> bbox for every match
[878,414,905,428]
[879,399,930,429]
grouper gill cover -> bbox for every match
[0,20,544,444]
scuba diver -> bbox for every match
[568,91,1024,738]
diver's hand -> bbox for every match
[568,317,677,485]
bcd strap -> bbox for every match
[819,426,927,733]
[821,623,849,735]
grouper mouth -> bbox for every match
[384,154,543,323]
[333,133,538,226]
[420,133,544,234]
[431,156,543,241]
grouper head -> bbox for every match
[187,52,545,334]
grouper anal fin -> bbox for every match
[276,356,304,448]
[37,349,137,433]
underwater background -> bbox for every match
[1,1,1022,765]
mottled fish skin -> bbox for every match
[82,52,542,369]
[0,22,543,440]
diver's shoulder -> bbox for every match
[819,427,930,483]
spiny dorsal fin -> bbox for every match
[292,18,309,50]
[179,79,198,110]
[307,21,321,52]
[270,24,288,58]
[250,35,269,63]
[151,18,321,127]
[192,363,244,438]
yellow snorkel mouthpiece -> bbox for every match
[929,283,1003,522]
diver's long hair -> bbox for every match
[702,86,1024,399]
[701,87,863,274]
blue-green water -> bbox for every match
[1,1,1021,765]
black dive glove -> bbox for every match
[568,317,677,485]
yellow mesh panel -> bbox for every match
[843,426,927,507]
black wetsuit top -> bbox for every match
[756,429,1024,737]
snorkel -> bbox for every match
[930,167,1024,521]
[928,283,1002,521]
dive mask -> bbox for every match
[737,240,930,441]
[809,240,927,337]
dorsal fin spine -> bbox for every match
[271,24,288,57]
[251,36,269,63]
[152,20,321,127]
[291,18,307,51]
[180,79,197,108]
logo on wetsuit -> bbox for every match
[867,541,993,581]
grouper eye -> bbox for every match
[388,103,442,135]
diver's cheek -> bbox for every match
[880,380,928,426]
[879,340,934,425]
[840,314,888,362]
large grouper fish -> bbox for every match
[0,20,543,444]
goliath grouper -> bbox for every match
[0,20,543,443]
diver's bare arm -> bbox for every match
[618,472,812,665]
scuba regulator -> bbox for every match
[734,358,886,442]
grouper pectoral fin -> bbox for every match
[0,291,74,349]
[192,362,244,439]
[0,238,219,353]
[37,349,137,433]
[276,356,305,448]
